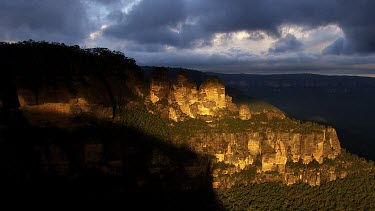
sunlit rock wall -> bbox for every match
[197,76,226,116]
[176,128,341,173]
[168,71,198,118]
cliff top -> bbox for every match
[200,76,225,88]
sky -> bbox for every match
[1,0,375,76]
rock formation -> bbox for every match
[147,69,342,186]
[198,76,226,115]
[168,71,198,119]
[151,71,242,122]
[239,105,251,120]
[7,41,367,197]
[15,67,343,187]
[177,128,340,170]
[150,68,170,103]
[172,127,341,187]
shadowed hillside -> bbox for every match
[0,110,222,209]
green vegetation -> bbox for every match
[286,158,305,168]
[121,107,171,141]
[325,149,375,172]
[285,149,375,175]
[213,162,236,170]
[247,100,279,112]
[170,113,328,137]
[253,154,262,167]
[156,98,169,107]
[211,149,375,210]
[231,167,257,180]
[307,158,320,168]
[216,169,375,210]
[171,118,211,139]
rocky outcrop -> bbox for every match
[171,126,341,187]
[178,129,340,171]
[150,70,287,123]
[225,95,238,113]
[16,69,146,123]
[151,71,243,122]
[265,109,286,120]
[20,97,113,127]
[150,68,170,103]
[212,164,348,188]
[17,85,72,106]
[17,67,343,188]
[16,77,117,125]
[198,76,226,115]
[239,105,251,120]
[147,69,343,186]
[168,71,198,119]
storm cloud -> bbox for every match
[0,0,91,44]
[1,0,375,74]
[322,37,346,55]
[104,0,375,54]
[269,34,303,53]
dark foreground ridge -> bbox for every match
[0,110,222,208]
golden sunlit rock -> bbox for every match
[239,104,251,120]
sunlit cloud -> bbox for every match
[89,24,108,40]
[122,0,142,14]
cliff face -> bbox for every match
[7,42,375,204]
[16,70,145,123]
[15,67,343,188]
[172,127,341,186]
[150,68,170,103]
[151,71,240,122]
[239,105,251,120]
[198,77,226,114]
[148,69,342,186]
[168,72,198,120]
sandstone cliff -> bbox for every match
[151,71,240,122]
[14,67,343,187]
[13,65,341,187]
[11,57,341,186]
[146,69,342,186]
[16,68,146,124]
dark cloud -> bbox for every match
[322,37,346,55]
[104,0,202,48]
[333,1,375,54]
[0,0,91,43]
[126,42,167,52]
[269,34,303,53]
[129,49,375,74]
[105,0,375,54]
[92,0,120,5]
